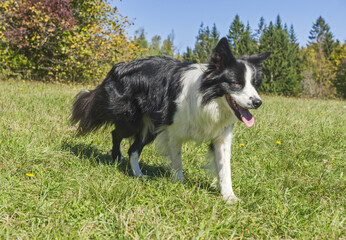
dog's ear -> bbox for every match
[243,52,272,66]
[209,37,236,69]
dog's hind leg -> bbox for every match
[128,134,154,178]
[111,129,123,164]
[111,121,138,164]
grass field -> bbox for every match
[0,80,345,239]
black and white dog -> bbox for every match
[71,37,271,203]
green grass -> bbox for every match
[0,80,345,239]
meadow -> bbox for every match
[0,80,344,239]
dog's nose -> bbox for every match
[252,98,262,109]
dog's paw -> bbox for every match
[223,195,241,204]
[139,174,150,179]
[171,170,184,183]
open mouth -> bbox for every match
[225,94,254,127]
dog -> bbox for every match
[71,37,271,203]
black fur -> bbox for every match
[71,56,194,162]
[71,37,271,165]
[200,38,271,105]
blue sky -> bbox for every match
[116,0,346,53]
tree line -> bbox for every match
[0,0,345,98]
[135,15,345,98]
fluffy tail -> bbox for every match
[70,89,109,135]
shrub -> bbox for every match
[0,0,141,83]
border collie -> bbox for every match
[71,37,271,203]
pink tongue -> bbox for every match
[238,106,254,127]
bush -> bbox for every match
[0,0,141,83]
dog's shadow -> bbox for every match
[61,140,170,178]
[61,140,218,194]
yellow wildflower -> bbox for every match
[240,143,245,146]
[276,141,281,145]
[26,173,34,177]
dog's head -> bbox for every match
[200,37,271,127]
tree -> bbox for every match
[182,47,196,62]
[289,24,298,43]
[161,31,174,56]
[259,20,301,95]
[187,23,219,63]
[256,17,266,40]
[301,16,339,97]
[0,0,141,82]
[148,35,161,56]
[227,15,257,57]
[330,42,346,98]
[0,0,76,78]
[134,28,149,49]
[227,15,244,56]
[275,15,282,30]
[194,23,211,62]
[309,16,337,59]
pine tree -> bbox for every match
[161,31,174,56]
[275,15,282,30]
[289,24,298,43]
[330,43,346,98]
[134,28,148,49]
[182,47,196,62]
[210,24,220,50]
[149,35,161,56]
[301,16,338,97]
[309,16,337,59]
[259,21,301,95]
[191,23,220,62]
[240,23,257,55]
[227,15,244,56]
[227,15,257,57]
[256,17,266,40]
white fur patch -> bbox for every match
[230,64,261,109]
[129,151,144,177]
[141,114,155,142]
[154,63,243,202]
[167,64,237,142]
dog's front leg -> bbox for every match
[213,126,240,203]
[169,140,184,182]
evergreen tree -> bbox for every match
[241,23,257,55]
[301,16,339,97]
[289,24,298,43]
[275,15,282,30]
[309,16,337,58]
[227,15,257,57]
[148,35,161,56]
[259,21,301,95]
[256,17,266,40]
[330,43,346,98]
[227,15,244,56]
[191,23,220,62]
[210,24,220,50]
[182,47,197,62]
[134,28,148,49]
[161,31,174,56]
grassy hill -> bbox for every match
[0,80,344,239]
